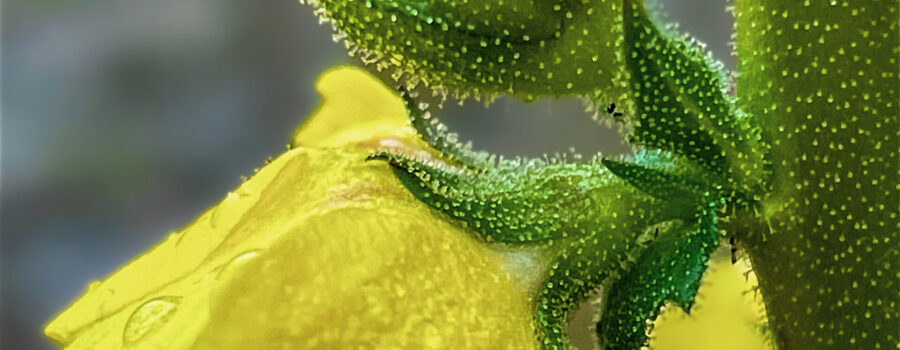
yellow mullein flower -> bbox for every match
[44,66,541,349]
[45,66,769,350]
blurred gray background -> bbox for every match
[1,0,732,348]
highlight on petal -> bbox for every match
[44,66,542,349]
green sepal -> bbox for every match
[601,158,708,215]
[621,0,765,188]
[368,152,580,243]
[597,198,720,349]
[366,151,463,197]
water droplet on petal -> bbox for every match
[216,250,260,280]
[122,296,181,345]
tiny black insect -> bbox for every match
[606,103,623,118]
[730,235,738,264]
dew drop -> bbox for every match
[122,296,181,346]
[216,250,260,280]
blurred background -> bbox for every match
[1,0,733,348]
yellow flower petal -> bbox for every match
[45,66,540,349]
[292,66,418,149]
[650,257,772,350]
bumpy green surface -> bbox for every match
[598,200,719,349]
[306,0,630,103]
[304,0,899,348]
[735,1,898,349]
